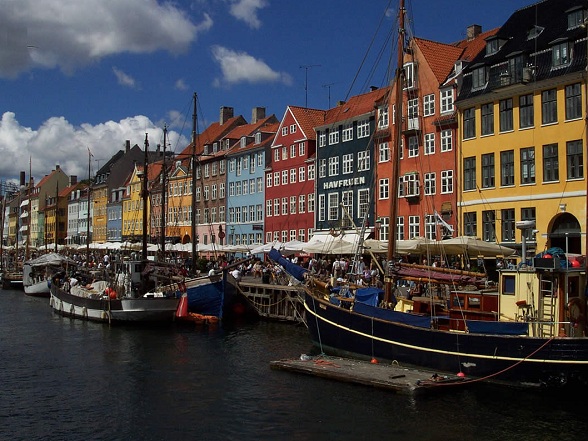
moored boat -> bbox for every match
[23,252,75,297]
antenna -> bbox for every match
[322,83,335,108]
[300,64,321,107]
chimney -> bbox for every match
[369,86,379,91]
[466,24,482,41]
[69,175,77,186]
[251,107,266,124]
[125,140,131,153]
[219,106,234,125]
[55,165,60,171]
[20,171,25,186]
[337,100,346,106]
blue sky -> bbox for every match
[0,0,533,184]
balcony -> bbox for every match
[402,117,420,134]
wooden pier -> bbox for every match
[234,277,306,323]
[270,355,468,395]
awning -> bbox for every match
[20,211,29,218]
[19,225,28,232]
[20,199,29,207]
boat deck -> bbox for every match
[270,355,468,395]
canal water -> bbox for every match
[1,288,587,441]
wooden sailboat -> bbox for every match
[49,136,181,323]
[300,0,588,389]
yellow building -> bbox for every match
[122,165,146,240]
[456,1,587,257]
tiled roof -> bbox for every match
[320,86,391,126]
[454,28,499,62]
[287,106,326,141]
[414,38,464,84]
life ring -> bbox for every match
[567,297,585,323]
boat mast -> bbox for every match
[25,158,32,260]
[160,125,167,261]
[86,148,92,263]
[141,133,149,261]
[385,0,406,304]
[191,92,198,276]
[54,180,59,253]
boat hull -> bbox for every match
[24,280,50,297]
[50,285,179,323]
[304,292,588,388]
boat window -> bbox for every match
[452,295,465,308]
[502,275,515,295]
[468,296,481,308]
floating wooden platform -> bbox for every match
[270,355,467,395]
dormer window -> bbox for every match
[472,65,488,89]
[213,142,218,153]
[203,145,209,155]
[567,7,586,29]
[240,136,247,148]
[403,62,415,89]
[255,132,262,144]
[485,38,499,56]
[551,39,571,68]
[527,25,544,40]
[225,139,230,149]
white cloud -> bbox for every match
[113,67,138,88]
[0,0,213,78]
[174,78,188,91]
[228,0,268,29]
[0,111,187,182]
[211,45,292,86]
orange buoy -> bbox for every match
[457,372,465,378]
[370,357,378,364]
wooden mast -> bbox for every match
[191,92,198,276]
[54,179,59,253]
[160,125,167,261]
[384,0,406,304]
[25,158,32,260]
[86,148,92,263]
[141,133,149,261]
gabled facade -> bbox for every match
[456,0,587,256]
[266,106,324,244]
[224,110,278,247]
[67,183,91,246]
[121,166,144,241]
[314,87,389,239]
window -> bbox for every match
[472,67,487,90]
[342,123,353,141]
[319,159,326,178]
[397,216,405,241]
[423,94,435,116]
[299,166,305,182]
[282,170,288,185]
[481,103,494,136]
[281,197,288,215]
[290,168,296,184]
[342,154,353,174]
[358,189,369,219]
[520,147,535,185]
[328,193,339,220]
[440,130,452,152]
[542,89,557,124]
[266,200,272,217]
[565,83,582,120]
[482,210,496,242]
[464,212,477,237]
[308,164,315,180]
[357,151,370,171]
[328,128,339,145]
[425,214,436,240]
[282,146,287,159]
[408,136,419,157]
[318,133,326,147]
[521,207,536,241]
[463,157,476,191]
[211,184,217,200]
[403,173,419,197]
[274,199,279,217]
[501,208,515,242]
[501,150,515,186]
[463,107,475,139]
[298,142,306,156]
[407,98,418,119]
[567,140,584,180]
[308,193,315,213]
[441,170,453,194]
[290,124,296,133]
[242,156,249,170]
[424,133,435,155]
[506,55,524,84]
[482,153,495,188]
[542,143,559,183]
[568,8,586,29]
[341,190,352,223]
[266,173,272,188]
[273,172,280,186]
[409,215,420,239]
[282,127,288,136]
[519,94,534,128]
[379,142,390,162]
[250,179,256,194]
[290,196,296,214]
[257,177,262,193]
[486,38,499,55]
[328,157,339,176]
[499,98,513,132]
[552,41,571,68]
[424,172,436,195]
[357,120,370,138]
[298,194,305,213]
[440,88,454,113]
[404,62,415,89]
[375,178,391,205]
[378,106,389,128]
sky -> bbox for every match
[0,0,535,186]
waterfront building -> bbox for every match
[266,106,324,244]
[224,109,278,247]
[456,0,587,256]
